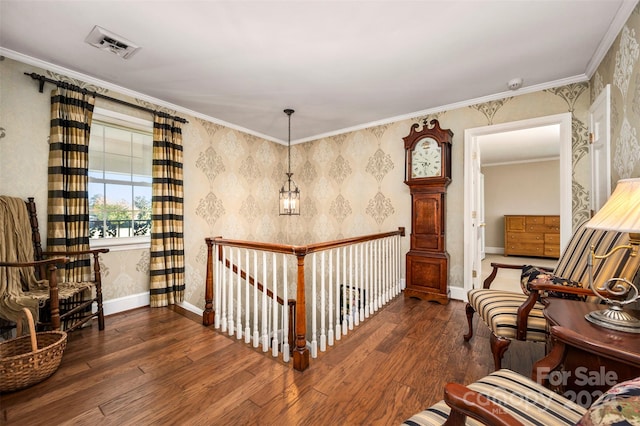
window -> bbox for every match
[88,108,153,249]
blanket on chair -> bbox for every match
[0,196,47,324]
[1,196,95,329]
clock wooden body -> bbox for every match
[403,119,452,304]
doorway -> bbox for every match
[457,113,572,301]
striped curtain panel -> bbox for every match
[47,87,95,281]
[149,114,185,307]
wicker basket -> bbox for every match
[0,308,67,393]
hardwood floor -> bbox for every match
[0,296,543,425]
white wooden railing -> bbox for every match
[203,228,405,371]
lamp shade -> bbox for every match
[586,178,640,233]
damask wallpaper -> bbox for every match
[4,8,630,312]
[592,3,640,185]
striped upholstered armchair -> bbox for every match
[403,368,586,425]
[403,368,640,425]
[463,220,640,371]
[404,325,640,425]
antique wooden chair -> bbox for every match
[403,325,640,425]
[463,220,640,370]
[0,196,108,332]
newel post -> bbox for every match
[202,238,215,326]
[293,251,310,371]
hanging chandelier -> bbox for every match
[279,108,300,215]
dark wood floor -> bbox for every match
[0,296,543,425]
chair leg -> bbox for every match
[93,251,106,331]
[489,333,510,370]
[96,291,105,331]
[463,303,475,341]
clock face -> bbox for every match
[411,137,441,178]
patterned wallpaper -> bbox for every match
[0,28,611,310]
[592,4,640,185]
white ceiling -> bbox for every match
[0,1,635,144]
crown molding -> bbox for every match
[2,47,590,146]
[0,47,283,144]
[585,0,638,78]
[296,74,589,144]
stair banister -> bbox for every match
[204,227,405,372]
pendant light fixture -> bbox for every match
[279,108,300,215]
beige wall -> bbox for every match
[482,160,560,250]
[0,47,592,308]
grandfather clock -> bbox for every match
[403,119,452,304]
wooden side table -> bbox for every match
[533,298,640,407]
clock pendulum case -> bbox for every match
[403,119,452,304]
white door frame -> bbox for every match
[589,84,611,213]
[455,112,573,302]
[479,172,486,260]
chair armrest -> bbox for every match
[515,290,542,340]
[42,248,108,284]
[482,262,553,289]
[528,281,594,297]
[443,382,524,426]
[515,279,591,340]
[42,248,110,256]
[0,257,68,268]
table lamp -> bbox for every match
[584,178,640,333]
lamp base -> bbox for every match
[585,308,640,333]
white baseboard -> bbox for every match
[103,292,204,317]
[449,286,468,302]
[485,246,504,255]
[103,292,149,316]
[177,300,203,316]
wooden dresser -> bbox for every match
[504,215,560,258]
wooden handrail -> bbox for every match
[305,227,405,254]
[205,237,304,255]
[205,227,405,256]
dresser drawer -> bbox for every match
[505,216,526,232]
[506,232,544,243]
[526,223,559,233]
[545,234,560,244]
[506,242,544,256]
[544,246,560,258]
[524,216,546,225]
[545,216,560,227]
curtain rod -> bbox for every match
[24,72,188,124]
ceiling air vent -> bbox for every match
[84,25,140,59]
